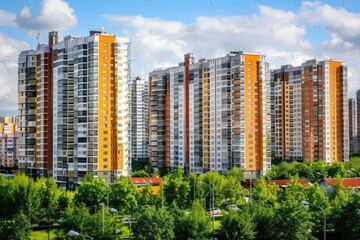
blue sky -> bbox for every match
[1,0,360,115]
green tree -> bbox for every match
[269,200,315,240]
[306,183,330,239]
[251,205,274,240]
[163,167,190,208]
[110,176,138,213]
[202,171,226,207]
[73,178,108,207]
[224,167,246,205]
[132,170,149,177]
[0,174,15,221]
[0,211,31,240]
[217,208,256,240]
[133,206,174,240]
[55,204,117,240]
[12,173,41,223]
[37,177,60,221]
[137,183,156,207]
[226,166,245,182]
[333,193,360,239]
[252,176,279,206]
[280,176,307,202]
[187,172,197,203]
[174,200,212,240]
[265,161,298,180]
[11,211,31,240]
[327,162,348,178]
[82,172,95,183]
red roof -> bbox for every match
[131,177,163,186]
[323,178,360,188]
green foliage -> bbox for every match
[136,184,157,207]
[0,174,15,221]
[269,200,315,240]
[252,176,279,206]
[37,177,61,219]
[131,158,153,173]
[306,183,330,238]
[82,172,95,183]
[73,178,108,207]
[132,170,149,177]
[217,208,256,240]
[327,162,348,178]
[110,176,138,213]
[174,200,212,240]
[54,204,117,240]
[12,173,41,223]
[279,176,307,202]
[251,205,274,240]
[226,166,245,182]
[333,193,360,239]
[345,156,360,171]
[202,171,226,207]
[133,206,174,240]
[11,211,31,240]
[0,211,30,240]
[163,167,190,208]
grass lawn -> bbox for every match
[30,230,55,240]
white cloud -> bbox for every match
[0,9,17,27]
[104,2,360,97]
[0,33,29,115]
[15,0,77,35]
[103,6,312,76]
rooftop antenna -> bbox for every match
[37,32,40,47]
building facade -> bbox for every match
[271,59,349,164]
[18,32,56,178]
[349,98,358,153]
[149,52,271,175]
[130,77,149,160]
[19,30,131,186]
[0,123,18,167]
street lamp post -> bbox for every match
[67,230,93,240]
[110,208,132,240]
[301,201,326,240]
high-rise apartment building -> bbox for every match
[19,30,131,186]
[130,77,149,160]
[18,32,56,178]
[349,98,358,153]
[149,52,271,175]
[271,59,349,164]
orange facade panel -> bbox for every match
[243,54,262,171]
[98,35,118,172]
[328,61,343,163]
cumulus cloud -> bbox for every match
[103,1,360,97]
[15,0,77,35]
[0,10,17,27]
[103,6,312,75]
[0,33,29,115]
